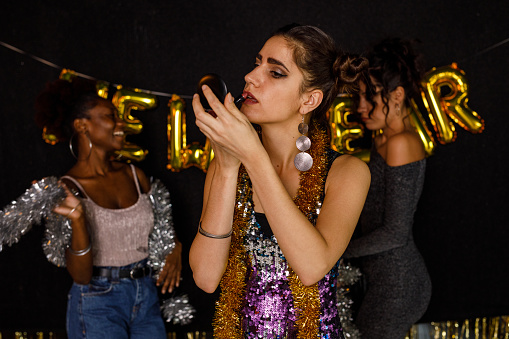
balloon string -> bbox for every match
[0,40,192,99]
[2,37,508,97]
[456,37,509,64]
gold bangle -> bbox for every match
[198,222,232,239]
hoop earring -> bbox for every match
[294,116,313,171]
[69,132,92,160]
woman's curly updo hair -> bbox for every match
[271,24,368,131]
[365,37,424,116]
[35,77,105,142]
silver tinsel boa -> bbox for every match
[147,179,177,273]
[161,294,195,325]
[0,177,66,253]
[1,176,195,325]
[337,258,362,339]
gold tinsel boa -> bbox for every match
[213,127,330,338]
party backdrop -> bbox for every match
[1,0,508,335]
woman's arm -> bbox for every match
[189,158,240,293]
[54,186,93,285]
[244,153,370,286]
[134,166,184,294]
[344,134,426,258]
[189,91,243,293]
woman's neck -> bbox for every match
[381,107,411,138]
[73,151,118,178]
[260,124,302,175]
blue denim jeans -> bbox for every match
[66,259,166,339]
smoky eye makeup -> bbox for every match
[270,69,287,79]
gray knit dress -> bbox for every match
[344,150,432,339]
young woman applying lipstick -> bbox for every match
[189,24,370,338]
[33,78,182,338]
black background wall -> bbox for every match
[1,0,508,333]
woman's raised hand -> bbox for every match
[193,85,261,167]
[53,184,84,225]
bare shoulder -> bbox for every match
[327,154,370,188]
[385,131,425,166]
[332,153,370,173]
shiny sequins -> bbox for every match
[214,127,345,338]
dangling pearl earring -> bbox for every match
[395,103,401,116]
[294,115,313,171]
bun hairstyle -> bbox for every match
[35,78,103,142]
[272,24,368,130]
[366,38,423,113]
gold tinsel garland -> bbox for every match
[213,126,329,338]
[286,127,328,338]
[212,168,252,338]
[3,316,509,339]
[406,315,509,339]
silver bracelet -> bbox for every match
[198,221,232,239]
[66,202,81,218]
[68,242,92,256]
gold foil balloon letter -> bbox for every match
[328,95,370,162]
[112,87,157,162]
[408,98,436,156]
[421,63,484,144]
[167,95,213,172]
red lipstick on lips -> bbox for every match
[242,91,257,104]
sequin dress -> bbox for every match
[213,135,346,339]
[344,149,432,339]
[243,212,343,338]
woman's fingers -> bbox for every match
[201,85,224,114]
[160,262,182,294]
[193,93,217,136]
[193,86,256,163]
[53,182,83,219]
[157,246,183,294]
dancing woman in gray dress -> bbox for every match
[344,38,432,339]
